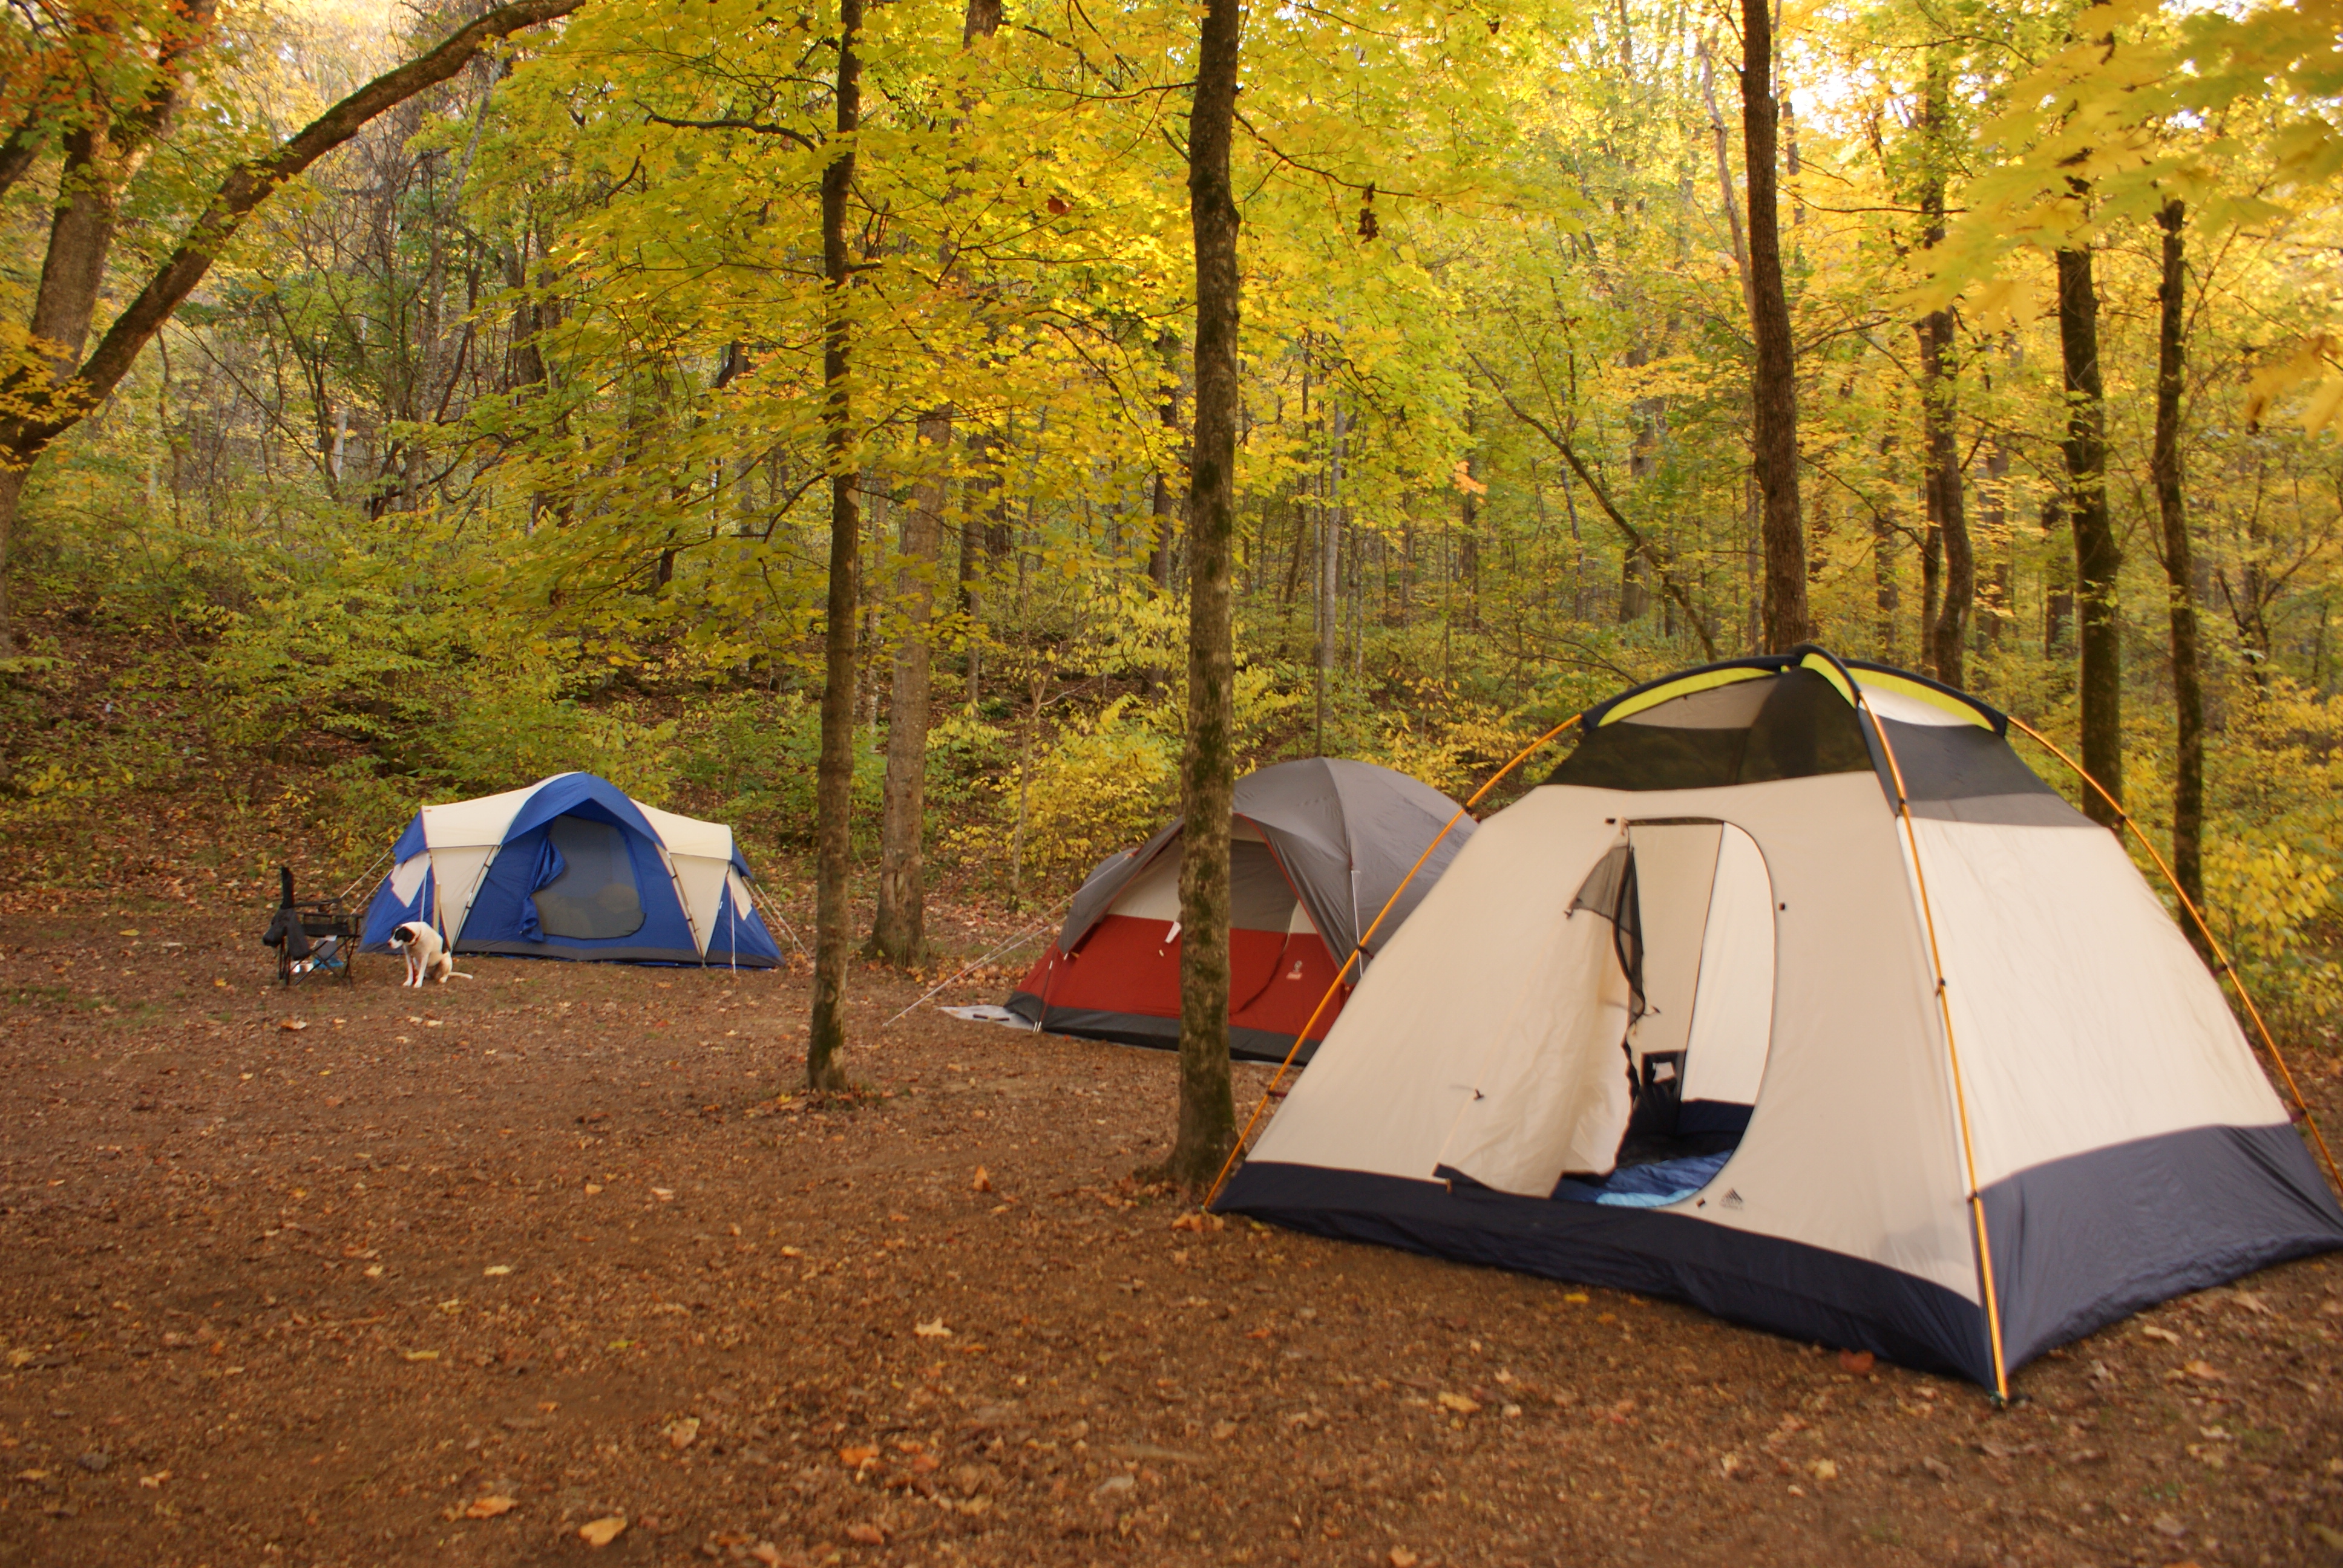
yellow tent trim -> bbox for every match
[1599,666,1776,726]
[1850,668,1996,729]
[1796,651,1857,707]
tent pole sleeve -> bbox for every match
[2008,715,2343,1198]
[1864,699,2011,1405]
[1204,711,1587,1209]
[654,847,706,964]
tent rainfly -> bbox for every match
[361,773,781,968]
[1006,757,1476,1064]
[1214,648,2343,1389]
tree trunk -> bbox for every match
[1150,330,1183,593]
[2153,197,2205,929]
[1168,0,1242,1194]
[1315,404,1343,747]
[1872,433,1899,658]
[865,0,999,958]
[2057,237,2122,825]
[1737,0,1809,651]
[1916,54,1971,687]
[807,0,865,1092]
[868,411,946,966]
[1921,311,1971,684]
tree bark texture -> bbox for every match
[808,0,865,1091]
[2153,198,2206,927]
[1737,0,1810,652]
[1921,310,1971,685]
[868,413,947,966]
[1150,330,1183,593]
[0,0,577,630]
[1169,0,1241,1192]
[2057,238,2123,826]
[1916,55,1971,687]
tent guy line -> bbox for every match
[883,886,1084,1030]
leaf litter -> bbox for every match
[3,903,2341,1565]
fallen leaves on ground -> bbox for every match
[971,1166,993,1193]
[463,1495,516,1518]
[1836,1349,1874,1373]
[278,1019,308,1031]
[845,1523,885,1545]
[578,1516,628,1547]
[1436,1392,1481,1415]
[665,1418,700,1451]
[915,1318,952,1338]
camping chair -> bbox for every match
[261,866,358,987]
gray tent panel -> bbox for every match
[1054,757,1475,966]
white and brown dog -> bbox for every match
[389,921,471,987]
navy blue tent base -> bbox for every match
[1218,1120,2343,1388]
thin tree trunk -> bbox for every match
[2153,197,2205,930]
[1150,330,1183,593]
[958,457,985,708]
[1316,403,1343,748]
[807,0,865,1091]
[2057,235,2122,826]
[868,411,946,965]
[1168,0,1241,1194]
[1873,433,1899,658]
[867,0,999,959]
[1737,0,1809,651]
[1916,54,1971,686]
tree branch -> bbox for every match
[1475,364,1720,660]
[641,109,819,151]
[5,0,582,464]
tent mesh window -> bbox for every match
[532,817,646,939]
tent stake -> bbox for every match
[1204,711,1587,1209]
[2007,716,2343,1198]
[1864,696,2011,1406]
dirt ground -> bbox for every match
[5,894,2343,1568]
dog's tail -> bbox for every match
[449,971,476,981]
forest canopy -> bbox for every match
[6,0,2343,1036]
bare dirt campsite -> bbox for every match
[2,896,2340,1568]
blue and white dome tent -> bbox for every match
[361,774,783,969]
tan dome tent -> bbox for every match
[1215,648,2343,1391]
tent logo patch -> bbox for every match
[1721,1190,1745,1210]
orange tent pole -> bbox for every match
[1201,712,1587,1209]
[1863,699,2011,1403]
[2006,716,2343,1197]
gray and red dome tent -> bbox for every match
[1216,649,2343,1392]
[1006,758,1475,1063]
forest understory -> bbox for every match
[4,893,2343,1568]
